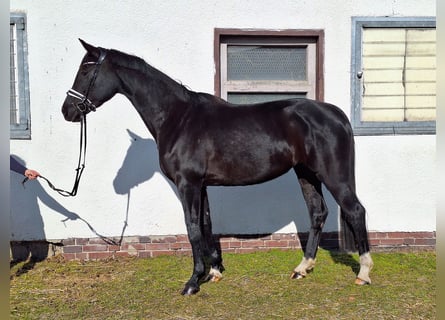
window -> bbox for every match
[351,17,436,135]
[10,13,31,139]
[215,29,324,104]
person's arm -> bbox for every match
[10,156,40,179]
[10,156,26,175]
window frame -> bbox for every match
[351,16,436,136]
[214,28,324,102]
[10,12,31,140]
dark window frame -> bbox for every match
[214,28,324,102]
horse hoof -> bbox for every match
[209,267,223,283]
[181,285,200,295]
[354,277,370,285]
[203,270,223,283]
[211,274,222,283]
[290,272,304,280]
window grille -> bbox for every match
[215,29,323,105]
[10,13,31,139]
[227,46,307,81]
[351,17,435,135]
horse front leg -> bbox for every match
[177,181,206,295]
[201,187,224,283]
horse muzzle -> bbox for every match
[62,89,97,122]
[62,103,84,122]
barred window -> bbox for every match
[351,17,436,135]
[10,13,31,139]
[215,29,324,104]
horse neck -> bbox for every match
[114,62,191,141]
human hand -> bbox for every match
[24,169,40,180]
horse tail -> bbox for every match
[339,123,359,252]
[340,210,357,252]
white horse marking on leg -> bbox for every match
[355,252,373,285]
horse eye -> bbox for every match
[80,64,93,75]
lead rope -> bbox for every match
[21,114,126,246]
[22,114,88,197]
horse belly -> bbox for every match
[205,140,297,186]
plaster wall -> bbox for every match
[10,0,435,240]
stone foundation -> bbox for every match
[10,231,436,262]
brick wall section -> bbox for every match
[56,231,436,261]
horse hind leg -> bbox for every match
[201,188,224,283]
[305,122,373,285]
[325,180,374,285]
[342,194,373,284]
[291,164,328,280]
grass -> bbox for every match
[10,249,435,319]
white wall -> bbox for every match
[10,0,436,241]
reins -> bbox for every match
[21,47,123,245]
[23,113,88,197]
[30,112,125,246]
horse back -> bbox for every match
[159,97,353,186]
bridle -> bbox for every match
[66,48,108,114]
[23,48,108,198]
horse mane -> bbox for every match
[105,47,229,107]
[107,48,192,95]
[107,49,150,73]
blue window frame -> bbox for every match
[351,17,436,135]
[10,13,31,139]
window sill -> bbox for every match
[352,122,436,136]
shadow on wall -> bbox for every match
[113,129,339,240]
[10,155,75,272]
[10,155,119,275]
[113,129,177,196]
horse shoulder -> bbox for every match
[157,102,214,182]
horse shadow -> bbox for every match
[113,130,359,272]
[112,129,176,196]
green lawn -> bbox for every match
[10,249,436,319]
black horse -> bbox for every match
[62,39,373,295]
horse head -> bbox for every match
[62,39,119,122]
[113,129,160,195]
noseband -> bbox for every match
[66,48,107,113]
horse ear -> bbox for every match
[126,129,143,141]
[78,38,100,57]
